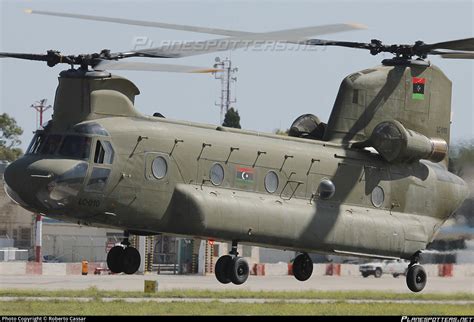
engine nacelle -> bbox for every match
[363,120,448,164]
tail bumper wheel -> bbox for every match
[122,247,141,275]
[293,253,313,281]
[228,256,249,285]
[107,246,125,273]
[215,255,233,284]
[406,264,427,293]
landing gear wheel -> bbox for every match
[107,246,125,273]
[293,253,313,281]
[406,264,427,293]
[228,257,249,285]
[122,247,141,275]
[374,268,382,278]
[215,255,233,284]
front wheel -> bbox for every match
[228,257,249,285]
[406,265,427,293]
[107,246,124,273]
[122,247,141,275]
[215,255,233,284]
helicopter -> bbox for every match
[2,9,473,293]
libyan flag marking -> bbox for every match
[236,167,254,183]
[412,77,425,100]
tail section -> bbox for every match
[324,62,452,164]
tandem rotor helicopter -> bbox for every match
[2,9,473,293]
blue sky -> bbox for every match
[1,0,473,150]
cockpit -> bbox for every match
[4,121,115,213]
[27,133,92,160]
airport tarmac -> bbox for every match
[0,274,472,293]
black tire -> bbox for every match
[393,273,399,278]
[228,257,249,285]
[215,255,233,284]
[293,254,313,281]
[362,273,369,278]
[122,247,141,275]
[374,268,382,278]
[406,265,427,293]
[107,246,124,273]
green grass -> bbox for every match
[0,287,472,301]
[1,300,472,315]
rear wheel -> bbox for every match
[293,253,313,281]
[374,268,382,278]
[406,265,427,293]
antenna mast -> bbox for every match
[214,57,238,124]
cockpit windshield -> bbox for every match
[27,133,92,160]
[59,136,92,159]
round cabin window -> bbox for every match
[318,179,335,200]
[151,156,167,179]
[210,163,224,186]
[264,171,279,193]
[371,186,384,208]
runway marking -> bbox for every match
[0,297,473,305]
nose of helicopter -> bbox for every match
[4,157,89,211]
[4,157,33,208]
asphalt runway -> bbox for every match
[1,274,472,293]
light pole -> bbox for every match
[30,99,52,262]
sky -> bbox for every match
[1,0,473,151]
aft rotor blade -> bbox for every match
[302,39,372,49]
[135,23,367,58]
[93,60,222,73]
[421,38,474,52]
[430,50,474,59]
[25,9,252,37]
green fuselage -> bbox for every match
[5,115,468,260]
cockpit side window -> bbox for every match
[27,133,45,154]
[59,136,92,160]
[94,140,114,164]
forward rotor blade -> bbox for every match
[25,9,252,37]
[0,52,49,61]
[93,60,221,73]
[421,38,474,52]
[135,23,367,58]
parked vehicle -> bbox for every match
[359,259,409,278]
